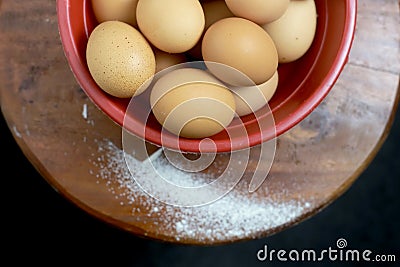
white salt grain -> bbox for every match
[82,104,88,119]
[13,125,22,138]
[90,138,309,243]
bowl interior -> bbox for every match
[57,0,356,153]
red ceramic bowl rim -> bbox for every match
[272,0,357,138]
[56,0,357,153]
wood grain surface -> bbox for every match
[0,0,399,245]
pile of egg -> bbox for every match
[86,0,317,138]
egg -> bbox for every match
[202,0,234,29]
[262,0,317,63]
[150,68,236,138]
[91,0,139,27]
[153,48,187,73]
[202,17,278,86]
[230,71,279,117]
[136,0,205,53]
[225,0,290,24]
[187,0,234,59]
[86,21,156,98]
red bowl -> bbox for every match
[56,0,357,153]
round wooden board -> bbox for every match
[0,0,399,245]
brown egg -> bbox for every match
[136,0,205,53]
[91,0,139,27]
[86,21,155,98]
[153,48,187,73]
[187,0,234,59]
[225,0,290,24]
[202,17,278,86]
[230,71,279,117]
[262,0,317,63]
[202,0,234,29]
[150,68,236,138]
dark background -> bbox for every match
[2,101,399,266]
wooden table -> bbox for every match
[0,0,399,245]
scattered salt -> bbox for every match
[90,138,309,243]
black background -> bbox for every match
[1,101,399,266]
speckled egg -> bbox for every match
[86,20,156,98]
